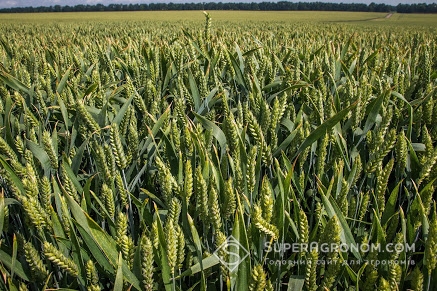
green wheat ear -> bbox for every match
[388,263,402,290]
[195,166,208,222]
[246,145,258,195]
[14,135,24,155]
[358,191,371,221]
[424,205,437,273]
[39,176,52,212]
[318,215,341,290]
[252,204,279,239]
[101,183,115,219]
[298,209,309,257]
[366,129,397,174]
[417,145,437,186]
[362,269,379,291]
[249,264,267,291]
[127,110,139,161]
[0,135,18,161]
[165,219,178,275]
[316,133,329,178]
[421,185,434,216]
[223,110,239,155]
[110,123,128,169]
[92,142,111,183]
[104,144,117,177]
[305,249,318,291]
[410,267,424,291]
[176,225,185,269]
[116,212,128,246]
[208,176,222,230]
[115,171,128,208]
[378,277,391,291]
[260,177,274,222]
[76,100,100,134]
[121,234,135,269]
[395,130,407,171]
[183,159,193,202]
[223,177,236,219]
[86,260,100,291]
[140,235,154,291]
[42,130,58,169]
[24,241,48,280]
[215,230,229,277]
[21,195,48,231]
[156,156,177,204]
[337,178,349,216]
[44,241,79,277]
[375,159,394,216]
[167,197,181,226]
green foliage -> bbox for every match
[0,11,436,291]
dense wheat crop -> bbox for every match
[0,11,436,291]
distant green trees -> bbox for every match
[397,3,437,13]
[0,1,436,14]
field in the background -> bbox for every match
[1,11,437,27]
[0,9,437,291]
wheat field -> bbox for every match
[0,11,436,291]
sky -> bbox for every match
[0,0,435,9]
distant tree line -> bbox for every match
[0,2,436,14]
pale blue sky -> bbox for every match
[0,0,435,9]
